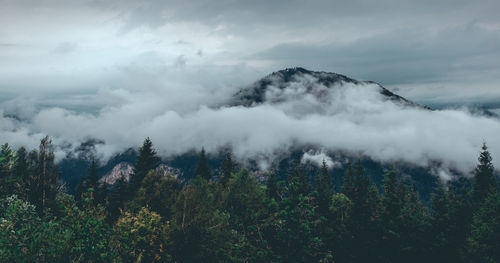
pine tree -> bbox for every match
[30,136,59,215]
[0,143,15,178]
[14,147,29,198]
[76,158,104,206]
[220,152,236,186]
[87,158,99,190]
[131,137,160,191]
[467,191,500,263]
[108,173,129,222]
[266,171,280,201]
[287,161,310,200]
[0,143,17,197]
[342,161,381,262]
[194,147,211,180]
[472,143,497,207]
[342,162,355,198]
[316,160,333,216]
[430,180,470,262]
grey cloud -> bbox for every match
[53,42,78,54]
[174,55,187,67]
[2,75,500,181]
[0,43,17,47]
[107,0,499,34]
[253,24,500,85]
[1,0,500,180]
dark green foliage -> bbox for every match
[27,136,60,215]
[108,174,130,222]
[266,170,280,201]
[76,158,107,207]
[13,147,29,198]
[430,180,472,262]
[193,147,211,180]
[287,161,311,200]
[131,137,161,191]
[170,176,232,262]
[133,170,181,218]
[341,162,355,198]
[220,151,236,186]
[472,143,498,208]
[316,160,333,216]
[0,143,20,198]
[340,161,382,262]
[467,191,500,262]
[1,138,499,262]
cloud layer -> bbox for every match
[1,73,499,180]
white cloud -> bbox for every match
[1,74,499,181]
[301,150,340,169]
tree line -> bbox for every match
[0,136,499,262]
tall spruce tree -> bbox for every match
[0,143,15,178]
[0,143,17,197]
[317,160,333,215]
[220,152,236,186]
[76,158,104,206]
[467,191,500,262]
[14,147,29,198]
[287,161,310,199]
[131,137,160,191]
[342,162,355,198]
[472,143,497,207]
[108,173,130,222]
[194,147,211,180]
[266,171,280,201]
[87,158,99,190]
[31,136,59,215]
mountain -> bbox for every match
[59,67,441,201]
[231,67,427,109]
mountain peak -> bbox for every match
[231,67,425,109]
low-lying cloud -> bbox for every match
[1,73,499,181]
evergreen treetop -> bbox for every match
[194,147,211,180]
[472,143,497,207]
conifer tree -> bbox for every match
[0,143,17,197]
[0,143,15,178]
[342,162,355,198]
[194,147,211,180]
[472,143,497,207]
[317,160,333,215]
[14,147,29,198]
[87,158,99,190]
[430,180,471,261]
[76,158,104,206]
[266,171,280,201]
[287,161,310,199]
[31,136,59,215]
[131,137,160,191]
[467,191,500,262]
[108,173,129,222]
[220,152,236,186]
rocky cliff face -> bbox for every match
[99,162,133,185]
[99,162,184,185]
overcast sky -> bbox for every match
[2,0,500,177]
[1,0,500,112]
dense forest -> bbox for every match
[0,136,499,263]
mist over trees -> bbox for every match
[0,137,499,262]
